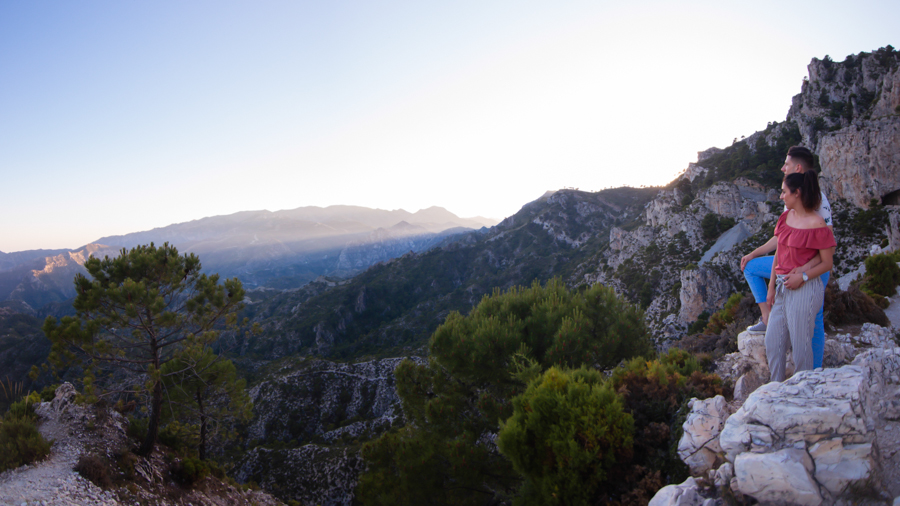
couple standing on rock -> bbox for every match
[739,146,836,382]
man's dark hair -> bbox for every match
[784,171,822,211]
[787,146,815,172]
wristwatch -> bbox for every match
[802,272,809,283]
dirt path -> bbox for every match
[0,403,118,506]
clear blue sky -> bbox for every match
[1,0,897,252]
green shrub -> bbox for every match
[0,416,52,472]
[39,384,60,402]
[171,456,220,487]
[358,279,652,506]
[606,349,725,499]
[862,253,900,297]
[824,283,889,327]
[498,367,633,505]
[703,293,744,335]
[687,311,710,335]
[74,454,113,488]
[127,416,148,442]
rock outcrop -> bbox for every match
[234,445,362,506]
[247,357,415,445]
[786,49,900,209]
[677,395,729,476]
[678,267,732,323]
[660,320,900,506]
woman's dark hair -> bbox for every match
[784,171,822,211]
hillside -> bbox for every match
[223,48,900,504]
[231,187,659,362]
[582,46,900,341]
[4,46,899,506]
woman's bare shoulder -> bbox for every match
[810,215,828,228]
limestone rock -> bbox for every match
[644,190,680,228]
[713,463,733,488]
[247,357,418,445]
[718,347,900,503]
[732,370,765,404]
[649,477,705,506]
[685,163,709,182]
[701,183,744,220]
[677,395,729,475]
[679,267,733,323]
[234,445,363,506]
[786,52,900,208]
[734,449,822,506]
[737,331,767,367]
[818,116,900,209]
[720,367,871,462]
[50,382,76,416]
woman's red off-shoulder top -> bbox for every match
[774,211,836,275]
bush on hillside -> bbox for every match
[678,294,757,359]
[861,252,900,297]
[701,214,736,241]
[74,454,113,488]
[606,349,726,504]
[0,394,52,473]
[824,282,889,328]
[498,367,634,505]
[357,279,653,506]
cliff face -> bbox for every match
[787,48,900,208]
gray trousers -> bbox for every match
[765,274,824,382]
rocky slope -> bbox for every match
[0,243,118,312]
[653,321,900,506]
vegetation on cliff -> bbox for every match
[356,280,724,505]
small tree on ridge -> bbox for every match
[43,243,246,455]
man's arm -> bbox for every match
[741,235,778,270]
[767,248,778,309]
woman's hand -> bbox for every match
[767,285,775,309]
[784,272,805,290]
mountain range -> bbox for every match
[0,205,497,311]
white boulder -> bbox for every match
[648,477,705,506]
[677,395,729,475]
[734,449,822,506]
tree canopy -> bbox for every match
[43,243,247,455]
[357,279,653,505]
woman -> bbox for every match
[765,171,836,382]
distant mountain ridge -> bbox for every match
[0,205,498,311]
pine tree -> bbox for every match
[159,342,252,460]
[43,243,246,456]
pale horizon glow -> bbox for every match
[1,0,897,252]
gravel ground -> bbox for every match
[0,405,118,506]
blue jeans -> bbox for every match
[744,256,829,368]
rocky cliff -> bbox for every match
[654,323,900,505]
[576,47,900,342]
[786,47,900,209]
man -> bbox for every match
[740,145,834,369]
